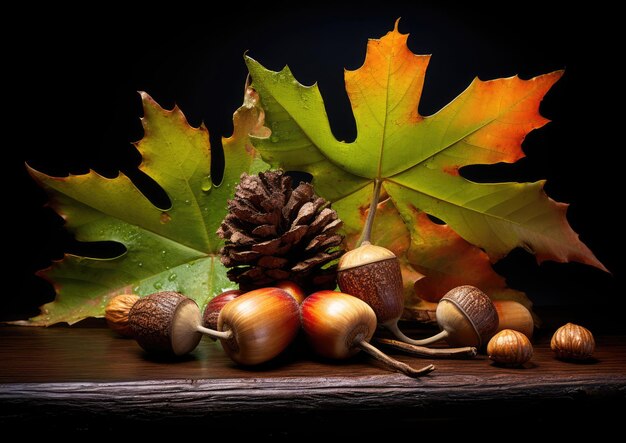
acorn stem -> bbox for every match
[358,178,383,247]
[356,340,435,378]
[196,325,233,340]
[386,322,449,346]
[374,338,477,358]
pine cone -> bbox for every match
[217,170,344,291]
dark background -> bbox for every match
[5,2,621,322]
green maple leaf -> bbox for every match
[245,21,606,314]
[21,88,269,326]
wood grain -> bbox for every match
[1,324,624,434]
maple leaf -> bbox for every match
[21,88,269,326]
[245,21,606,314]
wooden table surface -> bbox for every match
[1,321,625,436]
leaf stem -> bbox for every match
[358,179,383,247]
[386,322,449,346]
[374,338,477,358]
[357,340,435,378]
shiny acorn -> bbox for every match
[218,287,301,365]
[487,329,533,366]
[275,280,307,304]
[202,289,243,332]
[301,290,435,378]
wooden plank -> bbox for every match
[1,325,624,432]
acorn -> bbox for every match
[381,285,498,348]
[202,289,243,332]
[551,323,595,360]
[105,294,140,337]
[129,291,206,356]
[487,329,533,366]
[218,287,301,365]
[275,280,307,304]
[336,180,405,332]
[492,300,534,339]
[337,242,404,328]
[301,290,435,378]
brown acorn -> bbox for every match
[129,291,205,356]
[337,242,404,326]
[202,289,243,332]
[336,180,407,339]
[551,323,595,360]
[430,285,499,348]
[218,287,301,365]
[487,329,533,366]
[301,290,435,378]
[492,300,534,339]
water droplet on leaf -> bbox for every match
[153,282,163,289]
[201,176,212,192]
[168,273,177,281]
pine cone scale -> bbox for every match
[251,224,277,237]
[252,238,282,255]
[280,225,308,246]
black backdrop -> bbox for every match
[5,3,621,321]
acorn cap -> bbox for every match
[338,243,397,270]
[437,285,499,347]
[129,291,202,356]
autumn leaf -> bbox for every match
[20,88,269,326]
[245,20,606,314]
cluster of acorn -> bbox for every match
[336,242,596,367]
[105,282,439,378]
[106,269,595,375]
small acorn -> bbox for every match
[551,323,595,360]
[487,329,533,366]
[105,294,140,337]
